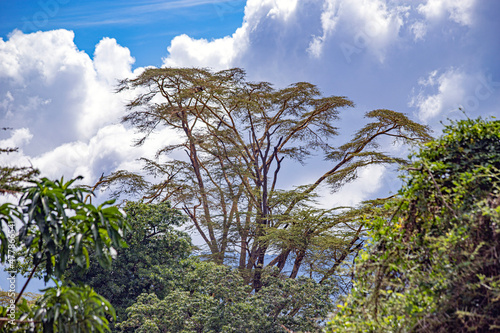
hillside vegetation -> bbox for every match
[328,118,500,332]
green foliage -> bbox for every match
[0,202,21,263]
[32,282,116,333]
[327,118,500,332]
[0,177,129,332]
[65,201,192,324]
[118,261,334,333]
[69,201,339,332]
[0,297,33,332]
[17,177,128,281]
[0,283,116,333]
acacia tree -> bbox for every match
[114,67,431,291]
[0,127,39,195]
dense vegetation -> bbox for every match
[65,201,191,324]
[327,118,500,332]
[118,261,334,332]
[2,67,498,332]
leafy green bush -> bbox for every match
[65,201,192,324]
[33,282,115,333]
[118,261,334,333]
[327,118,500,332]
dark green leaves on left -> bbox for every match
[32,281,116,333]
[18,177,129,282]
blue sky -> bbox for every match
[0,0,246,68]
[0,0,499,291]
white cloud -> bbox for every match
[162,0,301,69]
[93,37,135,86]
[78,37,136,137]
[0,30,163,186]
[0,30,90,86]
[410,21,427,41]
[0,30,137,151]
[162,31,247,69]
[418,0,476,26]
[410,68,466,121]
[252,0,298,21]
[316,165,386,208]
[309,0,409,61]
[159,0,486,77]
[3,121,178,186]
[408,68,496,122]
[163,0,413,73]
[3,128,32,148]
[307,0,340,58]
[33,124,138,181]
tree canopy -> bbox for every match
[118,261,335,333]
[0,127,39,195]
[111,67,431,293]
[65,201,192,323]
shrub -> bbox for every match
[327,118,500,332]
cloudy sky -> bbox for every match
[0,0,499,208]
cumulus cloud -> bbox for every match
[410,68,467,121]
[0,30,137,153]
[0,30,162,186]
[162,0,417,70]
[307,0,340,58]
[309,0,409,61]
[418,0,477,26]
[162,31,247,69]
[78,37,137,137]
[159,0,487,81]
[409,68,500,122]
[0,29,86,86]
[162,0,304,69]
[162,0,301,69]
[32,124,178,183]
[93,37,135,86]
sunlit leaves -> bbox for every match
[118,261,333,333]
[33,282,116,333]
[18,177,129,282]
[0,177,129,332]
